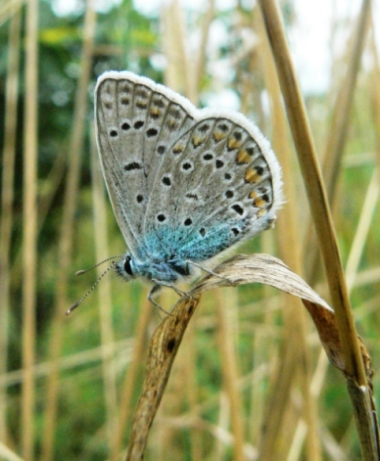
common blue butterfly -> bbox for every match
[94,71,282,298]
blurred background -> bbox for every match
[1,0,380,460]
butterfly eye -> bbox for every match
[124,256,133,276]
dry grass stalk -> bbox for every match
[193,0,215,103]
[254,5,321,459]
[184,321,202,461]
[345,169,379,290]
[161,0,189,97]
[90,129,118,450]
[371,19,380,172]
[7,146,66,291]
[249,329,270,444]
[0,0,24,27]
[41,2,97,460]
[0,9,21,443]
[305,0,371,285]
[0,442,25,461]
[259,327,300,460]
[215,289,245,461]
[322,2,370,203]
[111,296,152,461]
[22,0,39,457]
[354,267,380,289]
[130,290,199,461]
[157,287,190,461]
[0,338,132,391]
[161,0,214,104]
[124,293,200,461]
[258,0,378,458]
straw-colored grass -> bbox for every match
[22,0,38,457]
[1,1,380,460]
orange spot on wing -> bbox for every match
[173,144,184,154]
[192,135,204,147]
[227,137,242,150]
[257,209,267,217]
[237,149,251,164]
[150,107,161,117]
[245,167,261,183]
[167,119,177,129]
[213,131,226,142]
[254,197,266,208]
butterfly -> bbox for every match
[94,71,282,301]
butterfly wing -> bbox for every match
[95,71,196,257]
[142,112,282,263]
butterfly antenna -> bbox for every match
[67,261,117,316]
[75,255,122,276]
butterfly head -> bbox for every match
[114,253,137,281]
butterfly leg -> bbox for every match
[186,260,236,287]
[151,279,194,300]
[148,283,173,316]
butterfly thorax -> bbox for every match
[115,252,191,283]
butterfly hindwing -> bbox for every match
[143,113,282,262]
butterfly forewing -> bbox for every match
[95,72,196,257]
